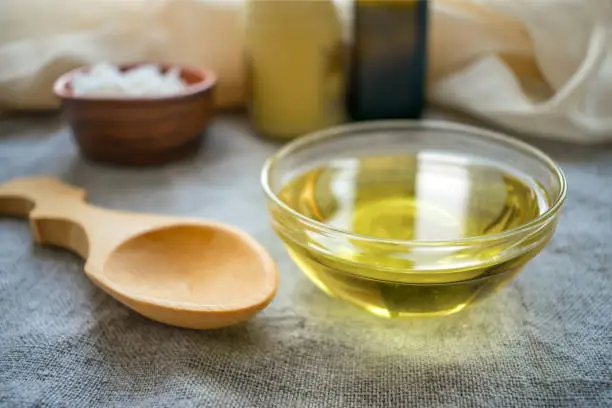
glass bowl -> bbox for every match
[261,121,567,318]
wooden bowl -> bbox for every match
[53,62,217,166]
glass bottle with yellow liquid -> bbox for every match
[245,0,346,139]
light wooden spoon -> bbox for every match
[0,177,278,329]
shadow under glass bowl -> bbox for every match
[261,120,567,318]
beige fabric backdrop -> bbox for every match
[0,0,610,143]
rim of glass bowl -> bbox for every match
[261,120,567,247]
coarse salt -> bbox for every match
[71,63,188,97]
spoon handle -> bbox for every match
[0,177,92,258]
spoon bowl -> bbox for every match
[0,177,277,329]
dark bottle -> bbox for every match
[348,0,428,121]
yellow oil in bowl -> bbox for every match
[263,121,566,317]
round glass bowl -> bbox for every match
[261,121,567,318]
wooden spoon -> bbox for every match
[0,177,278,329]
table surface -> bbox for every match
[0,114,610,408]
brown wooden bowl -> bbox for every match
[53,62,217,166]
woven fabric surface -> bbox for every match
[0,114,610,408]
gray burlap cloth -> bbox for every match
[1,115,610,407]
